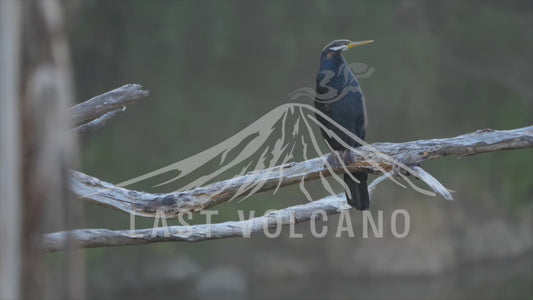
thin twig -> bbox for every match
[68,84,149,125]
[72,107,125,135]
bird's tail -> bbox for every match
[344,172,369,210]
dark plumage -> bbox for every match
[314,39,373,210]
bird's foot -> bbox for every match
[325,149,355,169]
[326,151,342,169]
[340,149,355,165]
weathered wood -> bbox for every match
[70,126,533,218]
[43,192,352,252]
[47,172,391,251]
[23,0,84,297]
[72,107,124,135]
[68,84,149,125]
[0,0,23,297]
[58,85,533,252]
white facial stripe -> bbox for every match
[329,45,346,51]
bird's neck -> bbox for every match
[316,54,357,96]
[319,53,347,73]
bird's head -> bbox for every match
[321,39,374,59]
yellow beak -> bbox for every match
[346,40,374,50]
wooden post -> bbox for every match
[0,1,23,299]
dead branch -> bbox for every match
[46,171,397,251]
[70,125,533,217]
[40,85,533,252]
[72,107,124,135]
[68,83,149,126]
[43,192,353,252]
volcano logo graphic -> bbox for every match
[115,103,442,203]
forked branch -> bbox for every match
[70,125,533,217]
[40,85,533,251]
[69,84,149,132]
[47,176,395,252]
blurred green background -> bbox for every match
[61,1,533,299]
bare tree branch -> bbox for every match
[68,84,149,126]
[46,172,405,252]
[70,125,533,218]
[43,193,352,252]
[72,107,124,135]
[55,85,532,252]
